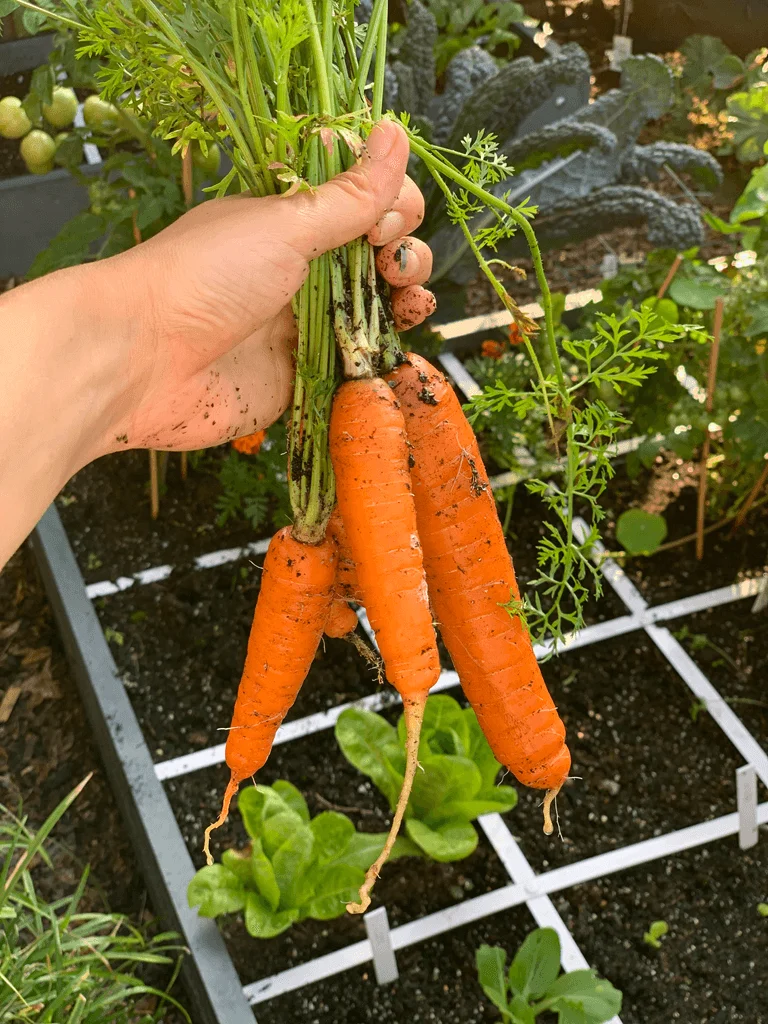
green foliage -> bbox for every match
[188,781,417,936]
[643,920,669,949]
[335,695,517,861]
[215,425,291,532]
[465,308,688,645]
[477,929,622,1024]
[616,509,668,556]
[726,85,768,164]
[679,35,746,95]
[0,777,188,1022]
[393,0,526,77]
[758,903,768,917]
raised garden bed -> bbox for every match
[30,309,768,1024]
[0,35,100,278]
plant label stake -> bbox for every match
[364,907,399,986]
[149,449,160,520]
[736,765,758,849]
[696,297,724,560]
[656,254,683,300]
[752,576,768,614]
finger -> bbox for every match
[273,121,410,261]
[376,236,433,287]
[367,176,425,246]
[391,284,437,332]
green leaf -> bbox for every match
[244,892,298,939]
[620,54,674,120]
[456,787,519,819]
[26,212,107,280]
[476,944,510,1018]
[744,303,768,338]
[642,920,668,948]
[547,969,623,1023]
[405,818,478,862]
[668,274,728,311]
[304,864,364,920]
[29,63,56,106]
[0,2,19,17]
[249,839,281,912]
[310,811,355,864]
[410,754,483,824]
[640,296,679,325]
[508,928,561,1001]
[135,195,165,230]
[680,35,743,92]
[22,5,49,33]
[221,847,253,888]
[334,708,405,809]
[465,707,505,791]
[422,694,471,754]
[270,820,314,907]
[187,865,246,918]
[616,509,668,555]
[340,831,420,872]
[726,87,768,164]
[757,903,768,917]
[730,165,768,224]
[272,780,310,823]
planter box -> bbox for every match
[0,33,98,278]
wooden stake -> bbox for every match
[179,150,193,486]
[149,450,160,520]
[730,459,768,536]
[656,253,683,300]
[182,147,194,208]
[128,187,142,246]
[696,297,724,560]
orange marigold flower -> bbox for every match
[232,429,266,455]
[481,339,505,359]
[508,322,526,345]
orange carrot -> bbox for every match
[324,598,359,638]
[203,526,336,863]
[326,506,362,603]
[330,377,440,911]
[387,355,570,833]
[232,429,266,455]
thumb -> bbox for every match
[276,121,410,261]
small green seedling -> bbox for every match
[758,903,768,917]
[477,928,622,1024]
[643,920,669,949]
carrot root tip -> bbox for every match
[203,775,239,866]
[347,698,426,915]
[542,784,562,837]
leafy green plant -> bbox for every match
[643,920,669,949]
[0,775,188,1022]
[215,425,291,532]
[335,695,517,861]
[758,902,768,917]
[477,928,622,1024]
[616,508,668,556]
[466,308,688,642]
[188,781,417,937]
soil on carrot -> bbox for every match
[0,69,33,178]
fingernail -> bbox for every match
[397,244,418,276]
[367,122,398,161]
[372,210,407,244]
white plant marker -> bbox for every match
[737,765,759,850]
[364,907,399,985]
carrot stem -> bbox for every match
[347,698,426,914]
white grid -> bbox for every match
[85,343,767,1019]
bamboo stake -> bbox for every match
[730,459,768,536]
[696,297,724,560]
[179,148,194,484]
[656,253,683,300]
[149,450,160,520]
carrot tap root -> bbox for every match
[346,696,427,915]
[542,783,563,837]
[203,773,240,866]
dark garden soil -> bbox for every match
[0,69,33,178]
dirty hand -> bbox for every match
[106,119,435,453]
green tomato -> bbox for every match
[54,131,70,148]
[42,86,78,129]
[0,96,32,140]
[83,94,119,130]
[641,295,680,325]
[20,129,57,173]
[192,140,221,178]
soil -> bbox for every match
[0,69,33,178]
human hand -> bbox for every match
[103,120,435,455]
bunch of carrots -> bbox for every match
[36,0,572,911]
